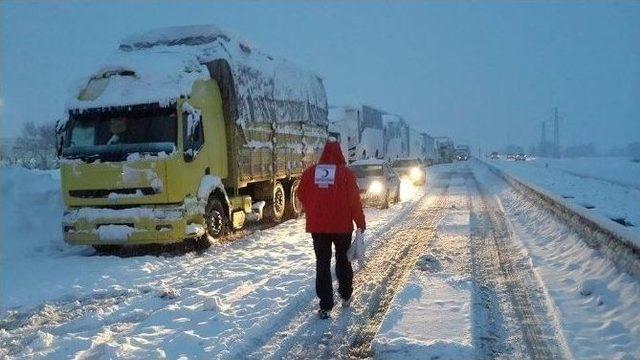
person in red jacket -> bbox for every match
[297,140,366,319]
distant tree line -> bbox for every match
[1,121,59,169]
[501,141,640,160]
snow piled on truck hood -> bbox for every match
[66,51,209,112]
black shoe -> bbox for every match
[318,309,330,319]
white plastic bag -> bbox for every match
[347,229,366,267]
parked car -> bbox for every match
[349,159,401,209]
[515,153,526,161]
[391,157,426,186]
[455,145,470,161]
[490,151,499,160]
[456,152,469,161]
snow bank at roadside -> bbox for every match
[1,167,64,257]
[1,166,88,313]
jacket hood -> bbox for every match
[318,141,346,166]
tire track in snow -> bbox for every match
[474,174,570,360]
[468,175,528,359]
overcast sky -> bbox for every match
[2,1,639,152]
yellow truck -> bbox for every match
[57,25,328,249]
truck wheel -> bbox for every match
[205,197,229,239]
[285,179,303,219]
[265,181,286,223]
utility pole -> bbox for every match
[553,107,560,158]
[540,121,547,156]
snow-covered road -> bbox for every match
[2,161,639,359]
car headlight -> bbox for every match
[368,181,384,195]
[410,167,422,180]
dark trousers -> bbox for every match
[312,233,353,310]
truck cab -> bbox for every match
[59,25,329,249]
[60,78,231,246]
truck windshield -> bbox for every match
[392,159,420,168]
[350,165,383,178]
[63,106,177,161]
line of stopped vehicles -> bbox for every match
[55,24,471,251]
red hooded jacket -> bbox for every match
[297,141,366,233]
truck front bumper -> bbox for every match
[62,204,201,245]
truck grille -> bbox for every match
[69,187,158,198]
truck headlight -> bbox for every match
[410,167,422,181]
[368,181,384,195]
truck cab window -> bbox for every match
[182,107,204,159]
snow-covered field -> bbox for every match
[525,157,639,189]
[486,156,640,236]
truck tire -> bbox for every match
[285,179,303,219]
[205,197,229,239]
[264,181,286,223]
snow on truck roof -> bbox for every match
[382,113,403,125]
[66,51,209,113]
[64,25,328,130]
[393,157,421,162]
[119,25,237,50]
[350,158,387,166]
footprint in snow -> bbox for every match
[159,288,180,300]
[417,253,441,272]
[320,331,333,344]
[578,279,619,307]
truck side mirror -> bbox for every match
[182,105,204,163]
[57,137,64,158]
[184,150,194,162]
[55,119,64,158]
